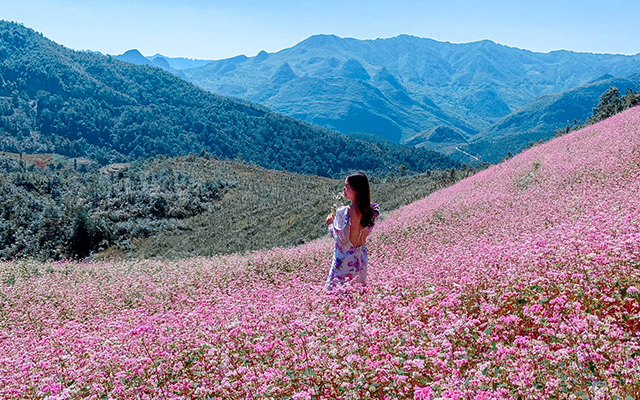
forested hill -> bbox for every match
[0,21,458,176]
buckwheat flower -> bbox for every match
[454,358,468,367]
[414,386,434,400]
[292,389,313,400]
[404,358,425,370]
[1,107,639,398]
[129,324,152,336]
[440,389,464,400]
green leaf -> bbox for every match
[588,360,596,374]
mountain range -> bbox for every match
[146,34,640,161]
[115,49,188,79]
[6,21,640,167]
[145,54,212,70]
[0,21,457,176]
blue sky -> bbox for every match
[2,0,639,60]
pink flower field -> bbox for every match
[1,107,640,399]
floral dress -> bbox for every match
[325,204,379,290]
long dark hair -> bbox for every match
[347,172,375,228]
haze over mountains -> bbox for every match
[132,34,639,162]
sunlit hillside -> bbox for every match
[1,107,639,398]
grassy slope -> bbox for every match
[1,107,639,398]
[0,150,471,260]
[0,151,90,166]
[110,158,470,259]
[111,157,340,258]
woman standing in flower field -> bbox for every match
[325,172,379,290]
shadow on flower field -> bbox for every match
[1,108,639,398]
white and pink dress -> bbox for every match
[326,204,379,290]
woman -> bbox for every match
[325,172,379,291]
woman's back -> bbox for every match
[348,206,369,247]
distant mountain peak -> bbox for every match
[395,33,420,39]
[388,34,431,43]
[271,62,297,84]
[122,49,144,56]
[82,49,104,55]
[341,59,370,80]
[144,54,214,70]
[373,67,405,91]
[298,34,343,49]
[255,50,269,62]
[229,54,248,63]
[115,49,154,66]
[152,57,171,70]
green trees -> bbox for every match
[587,85,640,125]
[623,87,640,109]
[587,86,625,124]
[0,155,234,260]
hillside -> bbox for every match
[0,21,457,176]
[462,77,639,162]
[118,163,472,259]
[1,105,638,397]
[183,34,640,144]
[0,152,473,260]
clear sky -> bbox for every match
[2,0,639,60]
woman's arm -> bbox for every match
[328,207,350,247]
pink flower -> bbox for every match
[414,386,434,400]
